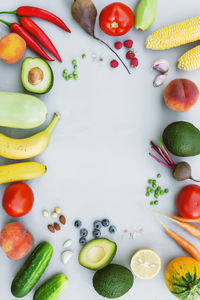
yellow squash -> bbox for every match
[165,257,200,300]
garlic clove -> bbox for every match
[61,250,73,264]
[153,73,168,87]
[63,239,72,248]
[152,59,169,73]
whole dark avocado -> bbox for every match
[93,264,134,298]
[163,121,200,157]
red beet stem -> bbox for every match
[149,153,172,169]
[160,144,175,167]
[158,147,172,167]
[150,141,172,167]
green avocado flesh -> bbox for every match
[21,58,54,94]
[163,121,200,157]
[93,264,134,298]
[79,239,117,270]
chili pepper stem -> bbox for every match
[0,19,11,27]
[94,36,131,74]
[0,10,17,15]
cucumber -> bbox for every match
[33,274,69,300]
[11,241,53,298]
[0,91,47,129]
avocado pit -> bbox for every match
[87,246,105,263]
[28,67,44,85]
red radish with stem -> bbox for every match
[156,217,200,262]
[150,141,200,182]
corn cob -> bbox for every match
[178,45,200,71]
[145,16,200,50]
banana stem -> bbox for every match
[44,113,60,135]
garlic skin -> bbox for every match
[153,73,167,87]
[61,251,73,264]
[152,59,169,73]
[63,239,72,248]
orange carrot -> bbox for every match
[156,210,200,224]
[167,216,200,239]
[157,217,200,263]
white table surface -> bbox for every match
[1,0,200,299]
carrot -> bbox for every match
[166,216,200,239]
[156,210,200,224]
[156,217,200,263]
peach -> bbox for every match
[0,222,33,260]
[164,79,199,112]
[0,33,26,64]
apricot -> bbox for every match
[0,222,33,260]
[164,79,199,112]
[0,33,26,64]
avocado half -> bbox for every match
[79,238,117,270]
[21,57,54,94]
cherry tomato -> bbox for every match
[176,185,200,219]
[99,2,134,36]
[2,183,34,217]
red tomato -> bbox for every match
[99,2,134,36]
[2,183,34,217]
[176,184,200,219]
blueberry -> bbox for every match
[109,225,117,234]
[94,220,102,230]
[93,229,101,238]
[74,220,82,228]
[79,237,87,246]
[80,228,88,237]
[102,219,110,227]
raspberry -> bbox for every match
[126,50,135,60]
[115,41,123,49]
[124,40,133,48]
[110,60,119,68]
[130,57,138,67]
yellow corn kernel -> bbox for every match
[145,16,200,50]
[178,45,200,71]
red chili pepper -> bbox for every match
[20,17,62,62]
[0,6,71,33]
[0,19,54,61]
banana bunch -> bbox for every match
[0,113,60,183]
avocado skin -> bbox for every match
[163,121,200,157]
[93,264,134,298]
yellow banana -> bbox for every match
[0,113,60,160]
[0,162,46,184]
